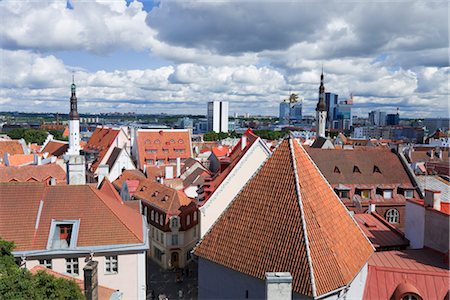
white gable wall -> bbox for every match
[109,149,136,182]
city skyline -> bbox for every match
[0,0,448,118]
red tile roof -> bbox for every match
[62,127,69,138]
[41,140,69,157]
[30,266,116,300]
[0,164,66,183]
[194,138,374,297]
[136,129,192,169]
[364,249,450,300]
[0,140,25,160]
[211,146,229,157]
[353,213,409,250]
[86,127,121,172]
[0,182,144,251]
[6,154,35,166]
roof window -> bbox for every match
[334,166,341,174]
[373,165,381,173]
[353,166,361,173]
[47,220,80,250]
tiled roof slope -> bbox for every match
[0,164,66,183]
[0,140,25,158]
[306,147,413,185]
[41,140,69,157]
[194,138,374,297]
[0,182,143,251]
[86,127,120,172]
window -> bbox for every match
[383,189,393,199]
[373,165,381,173]
[385,209,400,224]
[193,211,198,222]
[163,149,169,153]
[155,211,159,222]
[170,139,175,143]
[187,215,191,226]
[66,258,79,275]
[39,259,52,269]
[172,234,178,246]
[353,166,361,173]
[151,210,154,221]
[155,140,160,144]
[145,139,151,144]
[160,233,164,245]
[334,166,341,174]
[160,215,164,225]
[361,190,371,199]
[154,246,163,261]
[105,256,118,274]
[171,217,179,228]
[178,139,184,144]
[174,149,185,153]
[404,190,414,199]
[50,221,79,249]
[145,149,157,153]
[145,159,154,164]
[338,191,349,199]
[402,294,420,300]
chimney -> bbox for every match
[160,177,164,185]
[425,189,441,211]
[84,260,99,300]
[34,154,42,165]
[49,178,57,186]
[176,157,181,178]
[368,203,376,214]
[241,134,247,151]
[165,166,174,179]
[437,149,443,159]
[430,149,434,159]
[265,272,292,300]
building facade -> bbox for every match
[207,101,229,133]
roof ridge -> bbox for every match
[90,185,143,242]
[289,137,317,298]
[370,265,449,276]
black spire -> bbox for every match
[69,74,79,120]
[316,68,326,112]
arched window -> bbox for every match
[402,294,420,300]
[385,209,399,223]
[171,217,178,228]
[155,212,159,222]
[151,210,154,221]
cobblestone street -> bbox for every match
[146,258,198,300]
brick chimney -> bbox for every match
[84,260,99,300]
[265,272,292,300]
[424,189,441,211]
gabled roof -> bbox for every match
[0,164,66,183]
[0,182,144,252]
[105,147,122,169]
[136,129,192,169]
[306,147,414,186]
[0,140,25,159]
[41,140,69,158]
[86,127,121,172]
[6,154,35,166]
[194,138,374,297]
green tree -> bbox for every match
[5,128,27,140]
[48,129,68,141]
[0,238,83,300]
[7,128,49,144]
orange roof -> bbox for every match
[29,143,40,153]
[0,164,66,183]
[6,154,35,166]
[30,266,115,300]
[364,249,450,300]
[211,146,228,157]
[113,171,194,216]
[0,182,144,251]
[0,140,25,159]
[136,129,192,169]
[41,140,68,157]
[86,127,121,172]
[194,138,374,297]
[62,127,69,138]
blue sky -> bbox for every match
[0,0,448,117]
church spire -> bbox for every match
[69,73,79,120]
[316,68,326,112]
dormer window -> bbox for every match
[334,166,341,174]
[170,216,179,229]
[152,191,159,197]
[48,220,80,250]
[353,166,361,173]
[404,190,414,199]
[383,189,393,199]
[373,165,381,173]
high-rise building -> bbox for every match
[292,102,302,124]
[207,101,229,133]
[334,96,353,130]
[316,72,327,138]
[279,101,290,125]
[369,110,387,126]
[386,113,400,126]
[325,92,338,128]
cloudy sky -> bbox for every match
[0,0,448,117]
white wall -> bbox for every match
[109,149,136,182]
[405,200,425,249]
[26,252,146,300]
[199,142,270,238]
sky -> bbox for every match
[0,0,448,118]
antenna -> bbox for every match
[72,71,75,84]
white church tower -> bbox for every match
[65,76,86,185]
[316,71,327,138]
[67,76,81,155]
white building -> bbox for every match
[207,101,229,133]
[0,181,149,300]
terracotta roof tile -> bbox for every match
[0,164,66,183]
[194,138,374,297]
[41,140,69,157]
[0,140,25,159]
[86,127,121,172]
[6,154,35,166]
[0,182,144,251]
[136,129,192,169]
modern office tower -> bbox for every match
[334,97,353,130]
[386,113,400,126]
[207,101,229,133]
[279,101,290,125]
[325,92,338,128]
[369,110,387,126]
[291,102,303,124]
